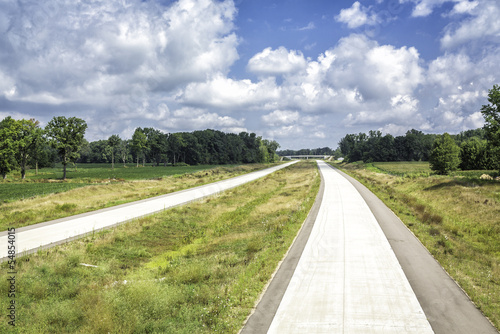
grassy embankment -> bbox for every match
[334,161,500,330]
[0,163,277,231]
[0,161,320,333]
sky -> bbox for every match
[0,0,499,150]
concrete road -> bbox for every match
[0,161,297,260]
[242,161,499,333]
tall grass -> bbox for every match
[335,161,500,331]
[0,161,320,333]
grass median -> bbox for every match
[0,160,320,333]
[333,161,500,331]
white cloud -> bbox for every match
[0,0,239,108]
[297,22,316,31]
[335,1,379,29]
[450,0,478,15]
[280,34,423,113]
[160,106,245,132]
[179,74,280,109]
[441,0,500,49]
[247,47,308,76]
[262,110,300,126]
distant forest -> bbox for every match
[338,128,496,170]
[277,147,340,158]
[80,128,280,166]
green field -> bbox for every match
[370,161,498,179]
[0,161,320,333]
[0,163,279,231]
[0,164,219,203]
[335,161,500,330]
[371,161,431,176]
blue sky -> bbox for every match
[1,0,499,149]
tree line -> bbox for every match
[81,128,280,167]
[277,147,341,158]
[338,84,500,174]
[0,115,280,180]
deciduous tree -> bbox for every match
[429,133,461,175]
[45,116,88,180]
[131,128,147,167]
[0,117,19,179]
[107,134,121,170]
[481,84,500,171]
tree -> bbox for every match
[167,132,185,166]
[131,128,147,167]
[16,119,44,179]
[45,116,88,180]
[117,139,130,167]
[460,137,490,170]
[429,133,461,175]
[29,125,47,175]
[262,139,280,162]
[107,134,121,170]
[481,84,500,171]
[0,117,19,179]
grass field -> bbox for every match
[0,163,221,203]
[0,163,277,231]
[0,161,320,333]
[370,161,498,179]
[334,161,500,330]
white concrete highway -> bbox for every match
[242,160,498,334]
[0,161,297,260]
[261,161,434,333]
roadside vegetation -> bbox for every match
[0,163,278,231]
[0,160,319,333]
[333,160,500,330]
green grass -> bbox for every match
[0,161,320,333]
[25,163,220,181]
[335,161,500,331]
[371,161,431,176]
[0,164,278,231]
[0,182,91,203]
[0,164,221,203]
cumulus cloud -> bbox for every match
[441,0,500,49]
[0,0,239,124]
[335,1,379,29]
[179,74,280,110]
[278,34,424,114]
[261,110,300,126]
[247,47,308,76]
[161,107,245,131]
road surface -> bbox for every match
[241,161,498,333]
[0,161,297,260]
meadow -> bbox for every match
[0,163,220,203]
[334,161,500,330]
[0,161,320,333]
[0,163,275,231]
